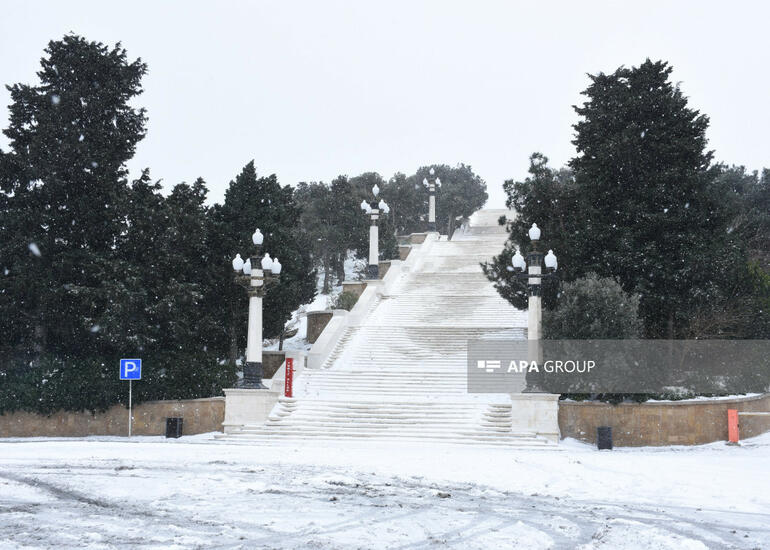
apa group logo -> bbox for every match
[476,360,501,373]
[476,359,596,373]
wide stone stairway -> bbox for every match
[222,210,559,446]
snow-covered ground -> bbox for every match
[1,434,768,549]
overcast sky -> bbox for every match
[1,1,768,208]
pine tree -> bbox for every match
[295,181,338,292]
[407,164,487,239]
[489,61,743,339]
[0,35,147,412]
[569,60,736,337]
[380,172,427,235]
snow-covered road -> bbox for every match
[1,435,768,549]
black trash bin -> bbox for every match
[166,417,183,438]
[597,426,612,450]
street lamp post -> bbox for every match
[511,223,558,359]
[422,168,441,232]
[360,184,390,279]
[231,228,283,389]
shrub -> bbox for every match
[331,291,359,311]
[543,273,642,339]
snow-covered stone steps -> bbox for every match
[301,381,468,390]
[425,243,506,257]
[389,273,499,295]
[271,397,484,409]
[218,430,555,448]
[329,326,525,341]
[417,257,489,273]
[368,297,525,322]
[220,210,559,447]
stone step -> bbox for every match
[281,402,486,410]
[224,210,558,448]
[217,431,554,448]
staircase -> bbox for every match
[221,210,559,447]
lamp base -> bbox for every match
[242,361,267,389]
[367,264,379,279]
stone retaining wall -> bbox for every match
[378,260,392,278]
[262,351,286,378]
[6,393,769,445]
[307,311,334,343]
[0,397,224,438]
[558,393,770,446]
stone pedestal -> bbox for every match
[222,388,280,434]
[511,393,560,443]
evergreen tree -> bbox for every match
[482,154,577,311]
[296,172,398,291]
[407,164,487,239]
[569,60,734,338]
[295,181,338,292]
[488,61,746,339]
[380,172,427,235]
[0,35,147,411]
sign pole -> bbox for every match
[120,358,141,438]
[128,380,132,438]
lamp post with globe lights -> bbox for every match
[511,223,558,354]
[422,168,441,232]
[359,184,390,279]
[231,228,283,388]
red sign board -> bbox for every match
[728,409,739,443]
[285,358,294,398]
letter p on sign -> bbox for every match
[120,359,142,380]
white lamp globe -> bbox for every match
[360,199,369,211]
[429,167,435,176]
[378,199,386,210]
[528,223,541,241]
[544,250,558,270]
[252,229,264,245]
[232,253,244,272]
[383,203,390,214]
[272,257,282,275]
[261,253,274,271]
[242,258,252,275]
[435,177,441,187]
[372,184,380,197]
[423,178,428,186]
[511,250,526,271]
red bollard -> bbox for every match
[727,409,739,443]
[284,358,294,398]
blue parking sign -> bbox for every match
[120,359,142,380]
